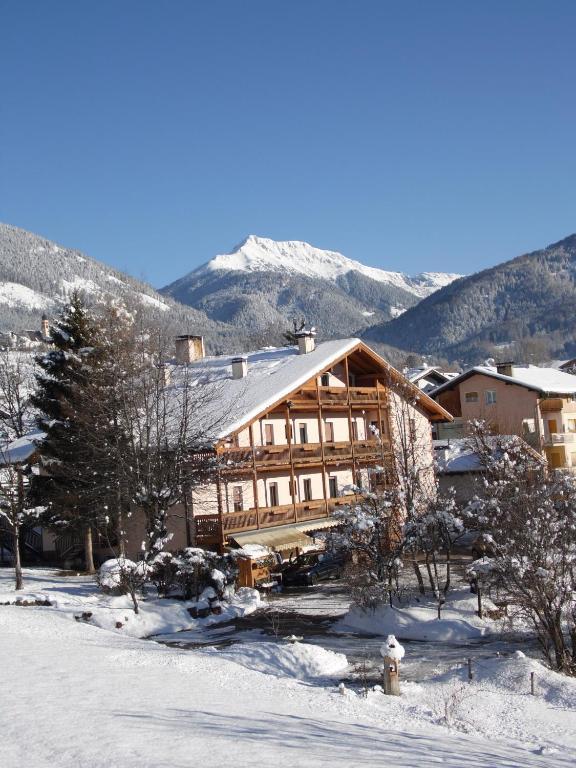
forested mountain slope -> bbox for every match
[0,223,234,352]
[364,234,576,362]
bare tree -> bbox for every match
[0,348,39,589]
[465,421,576,675]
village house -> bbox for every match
[404,365,459,394]
[124,332,451,558]
[431,362,576,470]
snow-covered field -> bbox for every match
[0,568,575,767]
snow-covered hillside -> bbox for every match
[197,235,462,299]
[0,223,234,351]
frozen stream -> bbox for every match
[154,582,540,685]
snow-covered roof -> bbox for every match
[432,364,576,397]
[0,430,44,466]
[168,338,450,443]
[434,437,545,475]
[405,367,458,384]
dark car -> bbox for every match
[280,552,345,588]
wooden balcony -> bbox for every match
[540,398,565,413]
[220,439,389,472]
[289,386,383,408]
[195,494,363,543]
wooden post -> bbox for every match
[249,423,260,529]
[285,405,298,522]
[315,376,329,515]
[344,356,357,479]
[216,471,225,553]
[531,671,536,696]
[477,585,483,619]
[467,658,473,681]
[383,656,401,696]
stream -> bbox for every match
[153,582,540,685]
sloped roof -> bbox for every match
[0,430,44,466]
[168,338,451,443]
[435,436,546,475]
[432,364,576,397]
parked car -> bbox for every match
[280,551,345,587]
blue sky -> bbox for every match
[2,1,576,287]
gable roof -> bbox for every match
[431,364,576,398]
[168,338,451,443]
[434,436,546,475]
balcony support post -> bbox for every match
[249,423,260,529]
[315,376,329,516]
[285,405,298,523]
[344,356,358,481]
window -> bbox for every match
[232,486,243,512]
[328,476,338,498]
[269,482,279,507]
[299,423,308,444]
[465,391,479,403]
[289,479,297,498]
[485,390,497,405]
[324,421,334,442]
[264,424,274,445]
[303,478,312,502]
[568,419,576,433]
[351,420,358,440]
[321,373,330,387]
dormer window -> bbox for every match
[321,373,330,386]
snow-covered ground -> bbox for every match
[1,568,575,767]
[337,589,496,641]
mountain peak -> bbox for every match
[195,235,462,298]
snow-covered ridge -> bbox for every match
[196,235,463,298]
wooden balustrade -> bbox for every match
[290,386,383,407]
[194,494,363,542]
[220,440,387,471]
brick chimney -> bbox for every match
[175,335,205,364]
[496,361,514,377]
[295,327,317,355]
[231,356,248,379]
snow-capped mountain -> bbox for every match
[161,235,463,337]
[196,235,462,299]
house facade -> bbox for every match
[125,333,451,557]
[432,362,576,470]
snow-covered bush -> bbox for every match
[147,547,239,600]
[98,558,149,613]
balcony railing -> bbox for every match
[290,386,383,407]
[195,494,362,541]
[546,432,576,444]
[220,439,388,471]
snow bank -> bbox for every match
[0,569,261,639]
[211,641,348,680]
[338,590,493,641]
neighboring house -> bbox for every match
[431,362,576,470]
[0,430,49,565]
[434,436,546,503]
[125,332,452,558]
[404,366,459,394]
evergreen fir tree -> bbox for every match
[31,291,104,571]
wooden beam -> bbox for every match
[315,375,329,515]
[285,405,298,522]
[249,423,260,529]
[344,355,357,480]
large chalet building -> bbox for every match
[125,332,451,557]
